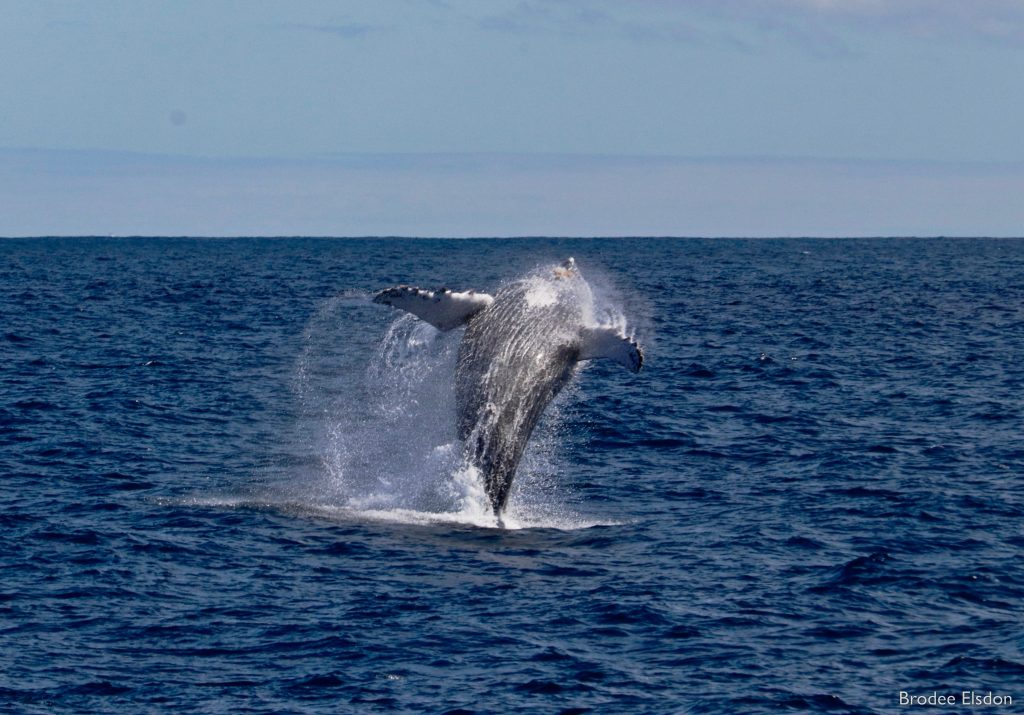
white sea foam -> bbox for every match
[167,494,621,531]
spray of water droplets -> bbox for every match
[253,264,635,529]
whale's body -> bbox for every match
[455,274,587,513]
[373,259,641,516]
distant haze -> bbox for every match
[2,1,1023,236]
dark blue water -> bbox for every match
[2,237,1022,714]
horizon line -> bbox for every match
[3,235,1023,241]
[5,145,1024,171]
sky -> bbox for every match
[2,0,1024,236]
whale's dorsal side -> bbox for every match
[373,285,494,331]
[579,326,644,373]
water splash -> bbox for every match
[256,261,637,530]
[166,494,623,531]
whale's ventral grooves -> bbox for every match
[373,258,642,517]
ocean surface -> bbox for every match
[1,237,1022,714]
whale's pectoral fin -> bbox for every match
[372,285,494,331]
[579,327,644,373]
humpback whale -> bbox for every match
[373,258,642,517]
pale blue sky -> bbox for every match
[3,0,1024,236]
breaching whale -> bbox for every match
[373,258,642,517]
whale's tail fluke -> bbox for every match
[373,286,494,331]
